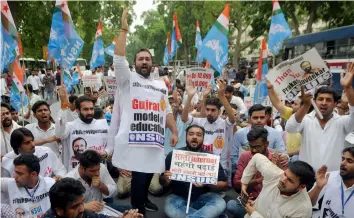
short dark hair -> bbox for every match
[11,128,34,155]
[10,106,17,112]
[314,86,339,103]
[49,178,86,212]
[225,85,234,93]
[69,95,78,104]
[32,101,50,113]
[288,161,315,186]
[94,106,104,119]
[247,127,268,142]
[24,84,33,93]
[75,96,95,110]
[176,84,185,92]
[13,154,40,174]
[134,48,153,63]
[205,97,222,110]
[1,102,11,111]
[79,150,101,169]
[343,147,354,157]
[248,104,266,117]
[186,124,205,137]
[85,65,90,70]
[265,106,272,116]
[57,66,61,70]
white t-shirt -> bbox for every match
[25,123,59,156]
[96,72,104,88]
[185,115,233,173]
[230,95,247,115]
[312,171,354,218]
[1,121,21,156]
[1,176,55,217]
[111,55,172,173]
[0,78,7,95]
[108,69,115,77]
[27,75,40,90]
[1,146,67,178]
[56,117,109,171]
[83,70,92,78]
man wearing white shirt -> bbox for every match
[1,154,55,217]
[23,84,42,123]
[1,103,21,156]
[65,150,130,213]
[224,85,248,118]
[27,70,40,95]
[25,101,61,156]
[240,153,315,218]
[309,147,354,218]
[109,9,178,215]
[2,128,66,179]
[83,65,92,78]
[96,66,104,89]
[286,66,354,172]
[108,64,115,77]
[181,79,236,174]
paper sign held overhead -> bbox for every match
[185,67,214,92]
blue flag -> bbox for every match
[199,4,229,74]
[163,33,170,66]
[72,71,80,85]
[48,1,84,69]
[195,21,203,63]
[254,39,269,104]
[104,36,117,57]
[63,70,73,92]
[1,26,17,72]
[268,0,292,55]
[90,21,105,69]
[10,75,28,111]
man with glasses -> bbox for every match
[227,127,288,217]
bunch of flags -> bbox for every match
[90,20,105,69]
[47,0,84,69]
[170,12,182,61]
[1,0,28,110]
[163,32,171,66]
[195,21,203,63]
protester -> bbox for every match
[240,153,315,217]
[27,69,41,95]
[56,94,110,171]
[25,101,61,156]
[182,79,236,175]
[224,85,248,118]
[0,73,9,96]
[2,128,66,179]
[68,95,79,120]
[161,125,228,218]
[231,104,286,173]
[108,63,115,77]
[10,106,20,123]
[45,177,143,218]
[309,147,354,218]
[109,9,178,215]
[83,65,92,78]
[42,68,56,105]
[65,150,131,213]
[1,103,21,156]
[23,84,42,122]
[55,66,62,100]
[285,66,354,172]
[1,154,55,217]
[227,127,288,217]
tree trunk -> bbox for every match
[289,10,300,36]
[232,21,243,70]
[184,42,188,66]
[304,2,317,34]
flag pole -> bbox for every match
[173,49,178,85]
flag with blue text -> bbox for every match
[268,0,292,55]
[254,39,269,104]
[48,0,84,69]
[105,36,117,57]
[195,21,203,63]
[90,20,105,69]
[199,3,229,74]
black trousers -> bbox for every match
[131,171,154,214]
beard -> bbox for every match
[135,64,152,78]
[207,116,217,124]
[186,140,203,152]
[79,113,93,124]
[2,118,12,128]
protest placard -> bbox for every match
[82,75,99,91]
[185,67,214,92]
[266,48,331,101]
[169,149,220,185]
[103,76,117,98]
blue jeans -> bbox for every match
[103,197,132,213]
[44,90,54,105]
[165,193,226,218]
[226,200,246,218]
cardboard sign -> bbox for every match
[185,67,214,92]
[83,75,98,91]
[103,76,117,98]
[266,48,331,101]
[170,149,220,185]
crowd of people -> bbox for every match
[1,9,354,218]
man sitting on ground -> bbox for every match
[161,125,228,218]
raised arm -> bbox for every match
[218,80,236,124]
[114,8,128,56]
[266,79,288,116]
[294,87,313,123]
[181,79,197,123]
[341,63,354,106]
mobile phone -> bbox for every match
[237,193,249,207]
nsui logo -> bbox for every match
[130,133,164,144]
